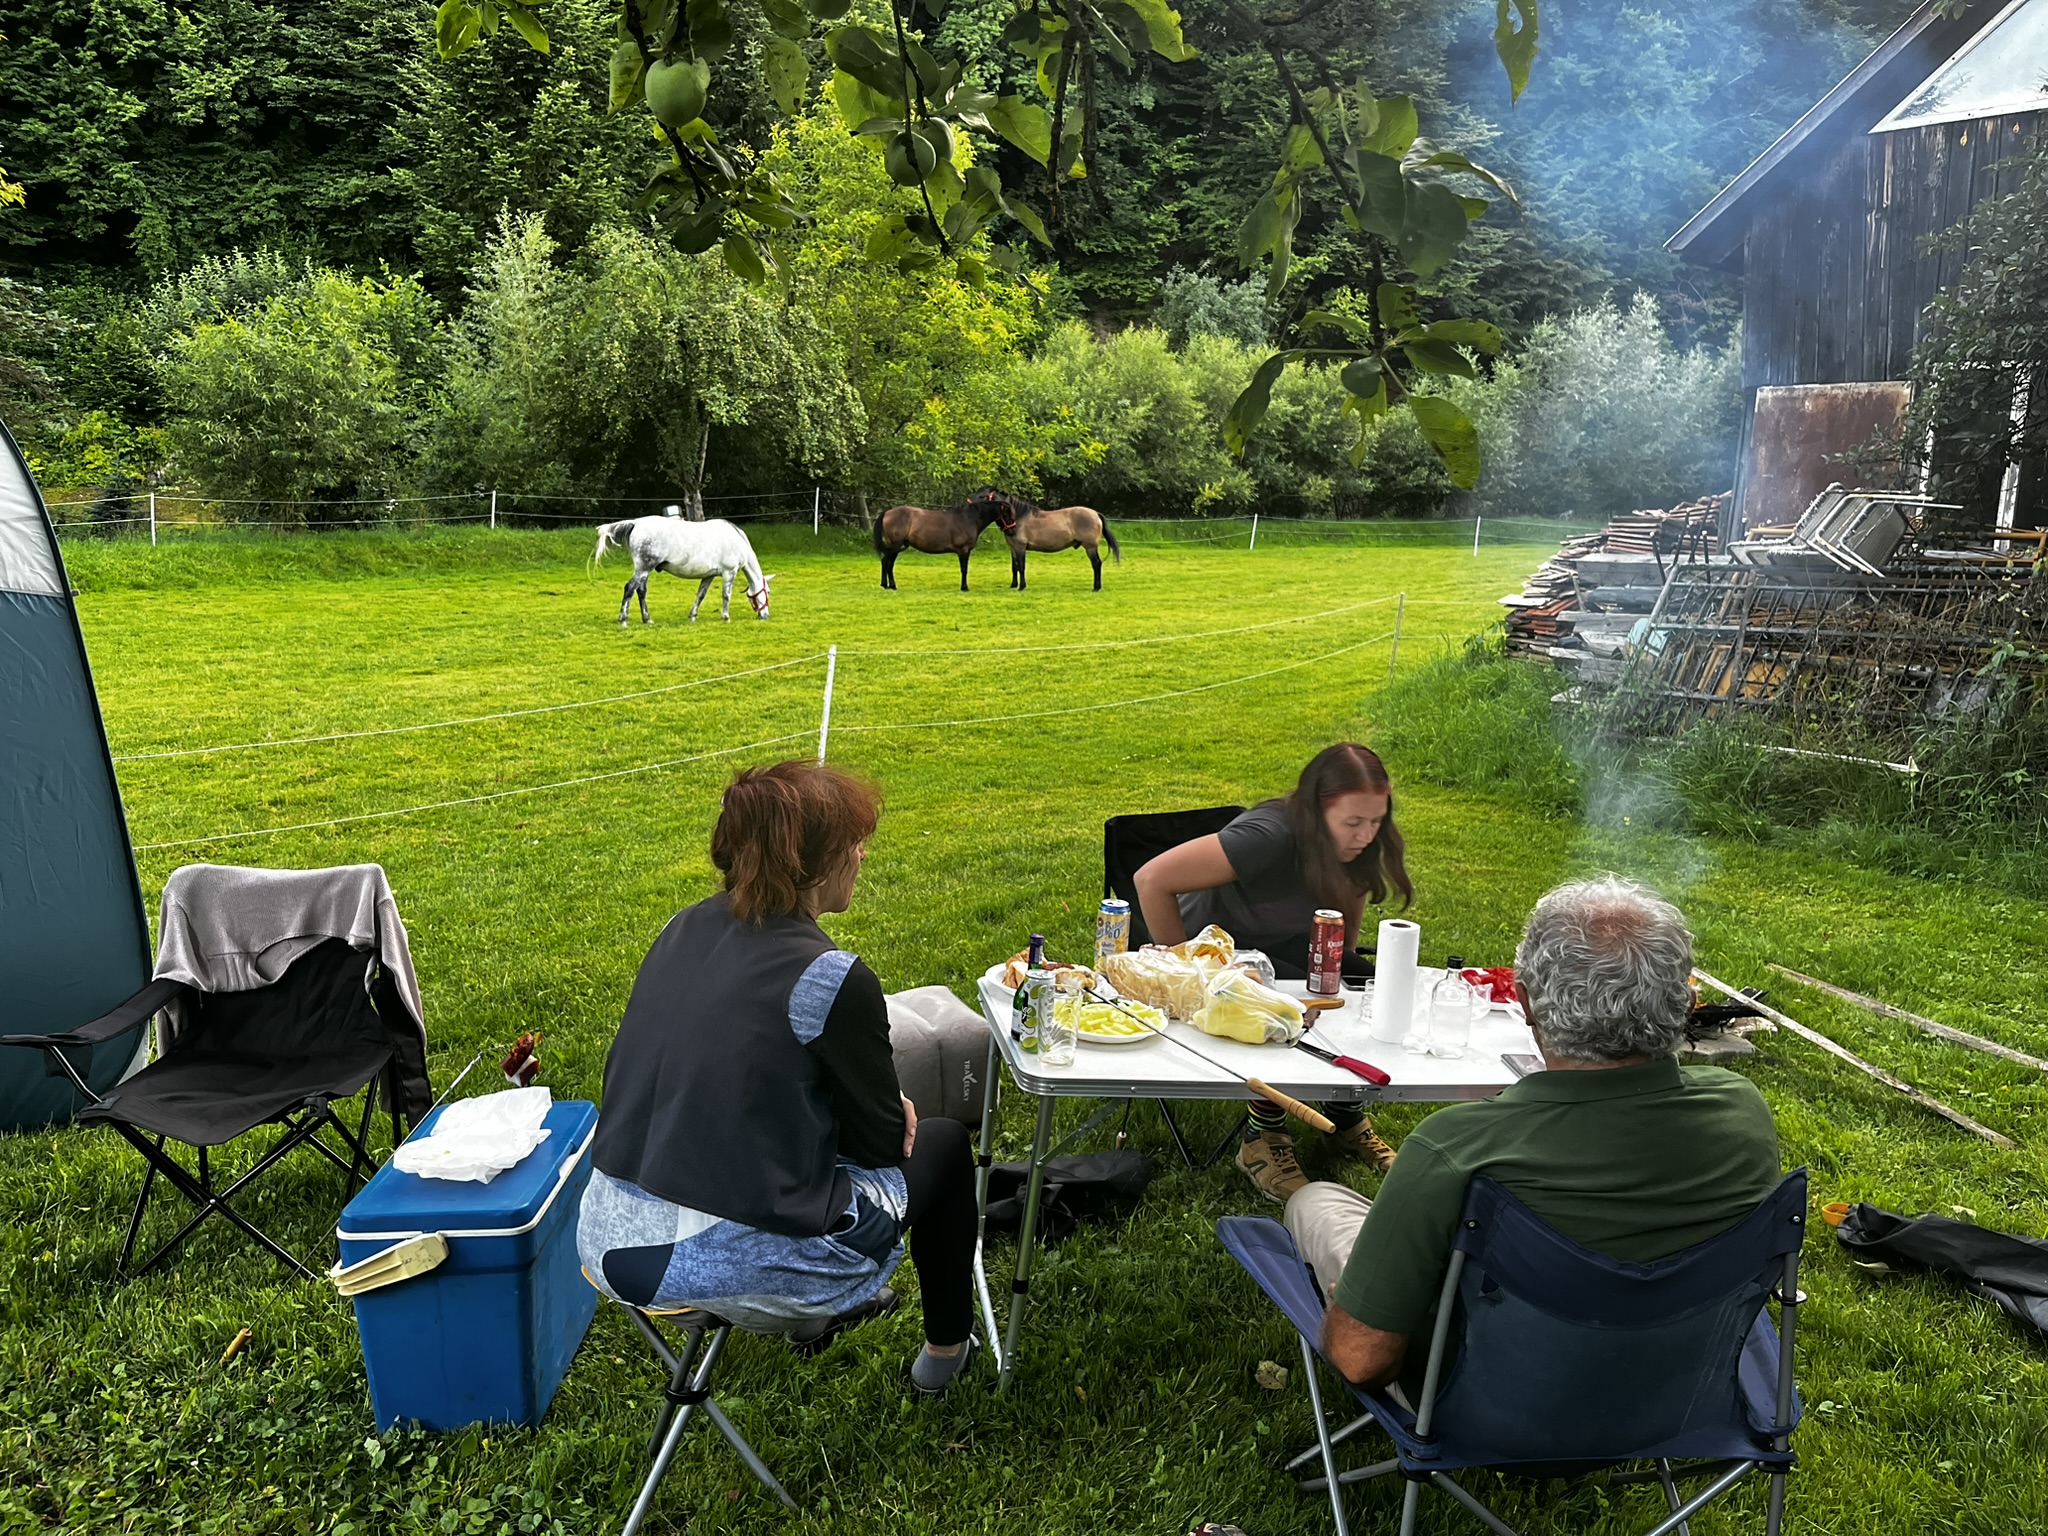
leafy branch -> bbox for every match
[1221,0,1539,489]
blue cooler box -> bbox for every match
[337,1098,600,1432]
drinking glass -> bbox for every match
[1039,977,1078,1067]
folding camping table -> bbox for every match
[970,966,1538,1391]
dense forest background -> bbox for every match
[0,0,1920,521]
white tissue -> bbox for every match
[1370,919,1421,1043]
[391,1087,553,1183]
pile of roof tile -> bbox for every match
[1499,493,1732,668]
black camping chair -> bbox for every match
[1102,807,1248,1167]
[1219,1168,1807,1536]
[2,936,423,1281]
[1102,806,1245,947]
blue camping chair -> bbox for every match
[1218,1168,1806,1536]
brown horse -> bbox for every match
[966,490,1122,591]
[873,494,1017,591]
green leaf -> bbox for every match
[824,25,903,99]
[1401,339,1476,378]
[1397,182,1468,277]
[762,36,808,113]
[685,0,735,60]
[904,37,944,96]
[672,203,724,254]
[1494,0,1539,104]
[1423,319,1504,353]
[983,95,1052,164]
[434,0,482,58]
[1411,148,1518,208]
[865,214,918,263]
[760,0,810,40]
[644,55,710,128]
[609,40,648,111]
[1281,124,1323,174]
[480,1,500,35]
[1339,359,1383,398]
[1409,395,1482,488]
[1375,283,1420,335]
[1235,190,1286,271]
[830,68,901,130]
[1224,351,1294,457]
[1119,0,1196,64]
[504,3,549,52]
[1353,151,1405,241]
[1361,94,1418,159]
[721,233,767,285]
[1302,309,1370,342]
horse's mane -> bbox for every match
[965,485,1041,517]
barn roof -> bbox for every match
[1668,0,2035,271]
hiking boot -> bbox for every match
[1236,1129,1308,1203]
[1329,1117,1397,1174]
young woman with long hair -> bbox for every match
[1133,743,1413,1202]
[579,760,980,1394]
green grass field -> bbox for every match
[4,522,2045,1535]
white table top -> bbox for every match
[974,965,1534,1104]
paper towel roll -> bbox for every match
[1370,919,1421,1043]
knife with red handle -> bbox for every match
[1294,1037,1391,1085]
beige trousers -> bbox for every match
[1284,1180,1373,1304]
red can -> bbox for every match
[1308,909,1345,995]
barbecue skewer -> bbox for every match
[1693,969,2016,1149]
[1080,985,1337,1133]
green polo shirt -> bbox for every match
[1334,1057,1782,1334]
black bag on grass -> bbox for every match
[983,1150,1153,1245]
[1836,1203,2048,1334]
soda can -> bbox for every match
[1095,899,1132,963]
[1308,909,1345,995]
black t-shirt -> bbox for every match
[1178,802,1321,975]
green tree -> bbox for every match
[432,214,864,510]
[165,269,447,517]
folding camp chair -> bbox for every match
[4,937,413,1281]
[1103,807,1248,1167]
[595,1289,797,1532]
[1218,1168,1807,1536]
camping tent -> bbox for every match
[0,420,152,1131]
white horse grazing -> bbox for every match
[593,517,776,626]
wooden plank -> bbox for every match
[1765,965,2048,1073]
[1693,969,2016,1149]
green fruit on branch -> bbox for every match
[645,55,711,128]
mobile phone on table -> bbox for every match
[1502,1052,1543,1079]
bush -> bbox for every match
[1156,268,1269,350]
[1469,293,1741,520]
[164,269,446,519]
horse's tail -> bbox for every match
[1099,513,1121,563]
[593,520,633,565]
[871,511,888,554]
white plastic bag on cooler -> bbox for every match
[391,1086,554,1183]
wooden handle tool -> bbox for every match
[1301,997,1345,1015]
[1245,1079,1336,1134]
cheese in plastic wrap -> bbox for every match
[1191,966,1307,1046]
[1100,946,1212,1019]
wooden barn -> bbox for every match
[1668,0,2046,542]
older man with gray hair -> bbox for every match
[1284,875,1782,1392]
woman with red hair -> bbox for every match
[580,760,979,1395]
[1134,744,1412,1202]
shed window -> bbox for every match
[1871,0,2048,132]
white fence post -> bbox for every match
[1387,593,1405,679]
[490,489,498,530]
[1249,513,1259,551]
[148,492,157,547]
[818,645,838,764]
[1472,516,1482,556]
[813,486,821,535]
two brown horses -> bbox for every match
[873,488,1120,592]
